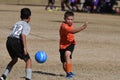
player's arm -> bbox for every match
[21,34,28,55]
[69,22,88,34]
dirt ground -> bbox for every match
[0,3,120,80]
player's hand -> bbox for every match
[83,22,88,27]
[81,22,88,30]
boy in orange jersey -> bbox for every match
[59,11,87,79]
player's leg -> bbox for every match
[62,62,67,73]
[0,37,18,80]
[59,44,74,79]
[65,44,75,78]
[23,54,32,80]
[65,0,72,11]
[65,50,75,78]
[45,0,51,10]
[0,58,18,80]
[65,51,72,72]
[61,0,66,11]
[15,38,32,80]
[15,42,32,80]
[8,37,32,80]
[59,49,66,72]
[50,0,56,9]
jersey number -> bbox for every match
[12,24,23,36]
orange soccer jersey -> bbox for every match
[59,22,76,49]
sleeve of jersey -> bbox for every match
[22,24,30,36]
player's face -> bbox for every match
[65,16,74,26]
[27,16,31,23]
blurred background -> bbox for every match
[0,0,120,14]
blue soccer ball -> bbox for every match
[35,51,47,63]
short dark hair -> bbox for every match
[64,11,74,19]
[20,8,31,20]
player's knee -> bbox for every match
[11,58,18,63]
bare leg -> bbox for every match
[24,58,32,80]
[0,58,18,80]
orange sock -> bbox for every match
[66,64,72,73]
[63,64,67,72]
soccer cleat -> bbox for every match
[0,77,4,80]
[70,72,75,76]
[66,72,73,79]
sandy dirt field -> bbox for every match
[0,3,120,80]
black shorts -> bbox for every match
[59,44,75,63]
[6,37,30,61]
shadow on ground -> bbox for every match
[33,70,65,77]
